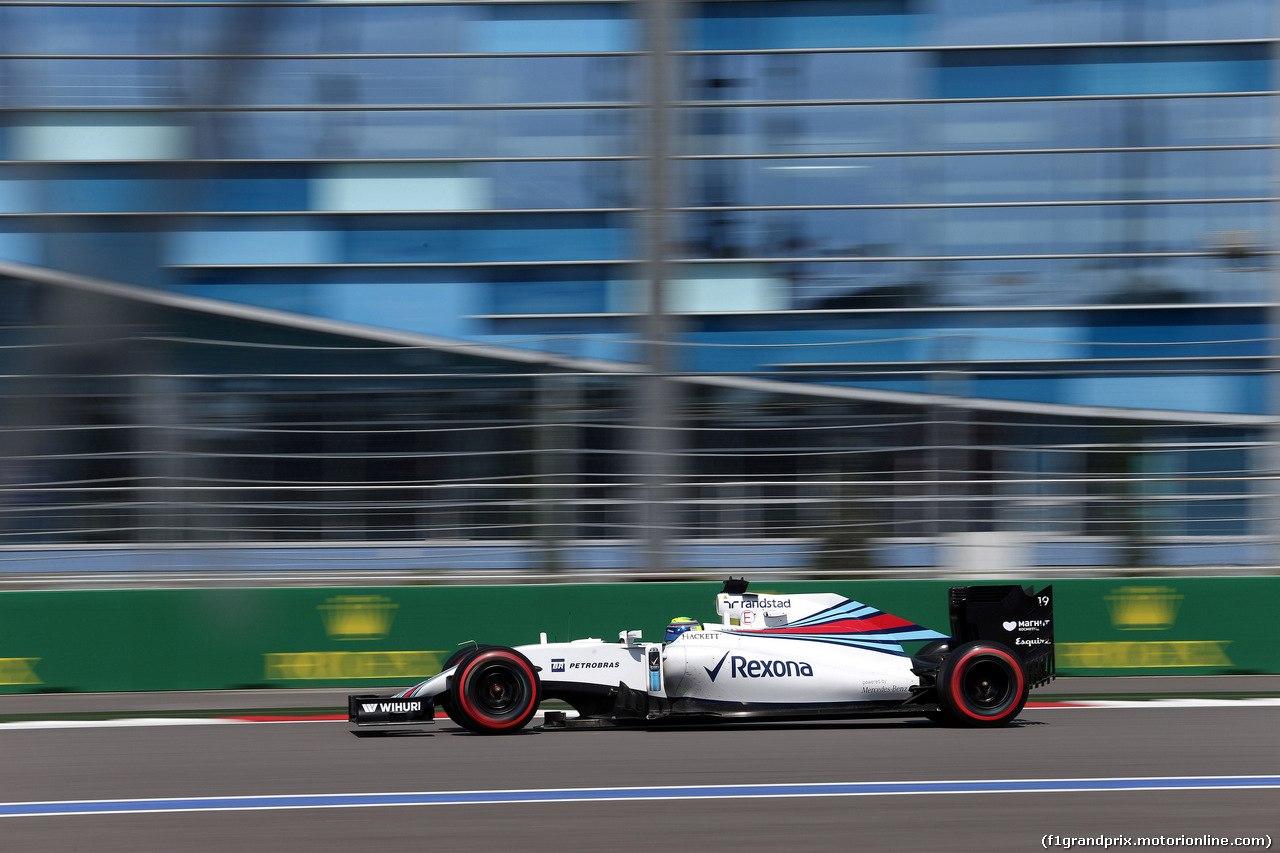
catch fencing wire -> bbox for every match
[0,331,1274,580]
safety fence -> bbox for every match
[2,327,1274,578]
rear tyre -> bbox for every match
[447,647,541,735]
[935,641,1027,728]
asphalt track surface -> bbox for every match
[1,687,1277,852]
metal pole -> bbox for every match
[639,0,676,575]
[1269,27,1280,572]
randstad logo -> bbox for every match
[725,598,791,610]
[319,595,398,641]
[1105,586,1182,631]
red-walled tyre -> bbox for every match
[438,645,494,730]
[936,641,1027,728]
[447,647,541,735]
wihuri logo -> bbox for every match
[361,702,421,714]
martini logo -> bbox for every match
[319,595,398,641]
[1105,586,1182,631]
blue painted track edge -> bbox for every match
[2,775,1279,818]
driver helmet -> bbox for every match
[664,616,703,642]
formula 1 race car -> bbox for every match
[348,579,1054,733]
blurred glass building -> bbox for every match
[0,0,1276,579]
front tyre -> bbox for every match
[437,645,495,729]
[449,647,541,735]
[936,641,1027,728]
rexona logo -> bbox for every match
[361,702,421,714]
[704,652,813,681]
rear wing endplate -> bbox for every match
[949,584,1055,687]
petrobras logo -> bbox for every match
[725,598,791,610]
[551,659,565,673]
[566,661,620,670]
[360,701,421,714]
[704,652,813,682]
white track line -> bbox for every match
[0,699,1275,731]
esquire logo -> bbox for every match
[704,652,813,682]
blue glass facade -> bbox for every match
[0,0,1277,569]
[1,3,1273,345]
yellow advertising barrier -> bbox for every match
[0,577,1275,693]
[264,651,445,681]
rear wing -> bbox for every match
[949,584,1055,687]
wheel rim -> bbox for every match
[468,661,528,721]
[960,658,1015,713]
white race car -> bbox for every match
[348,579,1054,732]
